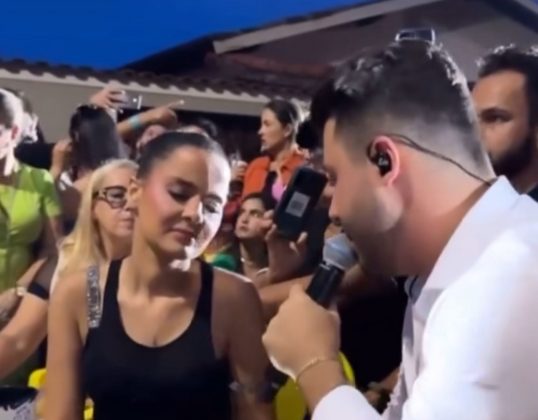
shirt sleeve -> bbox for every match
[312,386,381,420]
[400,247,538,420]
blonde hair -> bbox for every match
[58,159,138,278]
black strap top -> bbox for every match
[82,260,232,420]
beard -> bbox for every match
[490,131,534,179]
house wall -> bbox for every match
[255,0,536,80]
[0,71,270,142]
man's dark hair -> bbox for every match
[478,45,538,126]
[311,40,487,169]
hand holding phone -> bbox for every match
[395,27,436,43]
[273,166,327,241]
[118,91,143,110]
[260,210,309,283]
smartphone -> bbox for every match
[395,28,436,43]
[273,166,327,241]
[119,92,143,110]
[228,151,243,168]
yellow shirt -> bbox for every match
[0,164,61,290]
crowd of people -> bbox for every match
[0,39,536,420]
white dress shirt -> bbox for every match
[313,177,538,420]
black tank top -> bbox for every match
[82,260,232,420]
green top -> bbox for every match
[0,164,61,290]
[210,253,238,272]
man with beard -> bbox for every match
[472,45,538,201]
[262,40,538,419]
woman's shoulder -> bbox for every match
[49,269,87,315]
[211,266,259,305]
[51,264,106,309]
[19,164,58,204]
[247,155,270,170]
[20,162,54,183]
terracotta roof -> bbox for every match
[0,57,313,100]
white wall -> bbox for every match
[0,71,271,142]
[255,0,537,79]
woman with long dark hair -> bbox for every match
[51,105,127,231]
[46,132,273,420]
[242,100,306,201]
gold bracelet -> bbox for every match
[295,356,340,383]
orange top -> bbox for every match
[242,150,306,197]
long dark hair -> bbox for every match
[69,105,126,174]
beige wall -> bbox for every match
[0,71,271,142]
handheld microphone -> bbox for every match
[262,233,358,402]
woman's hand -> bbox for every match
[260,211,308,283]
[50,139,72,180]
[144,101,183,127]
[231,161,247,182]
[89,87,127,110]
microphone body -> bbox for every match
[305,261,346,307]
[261,234,357,402]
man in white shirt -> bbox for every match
[262,40,538,419]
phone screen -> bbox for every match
[273,167,327,241]
[395,28,436,43]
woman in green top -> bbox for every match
[0,89,62,326]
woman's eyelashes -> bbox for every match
[168,188,190,202]
[167,188,220,214]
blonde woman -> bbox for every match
[0,159,137,381]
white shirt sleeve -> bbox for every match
[382,368,406,420]
[312,386,381,420]
[401,248,538,420]
[314,237,538,420]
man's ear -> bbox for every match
[368,135,401,185]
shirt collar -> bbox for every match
[414,177,520,320]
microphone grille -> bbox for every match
[323,233,358,271]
